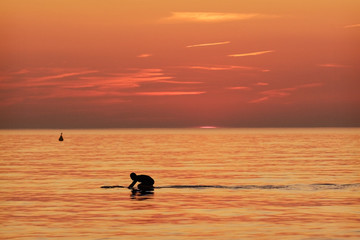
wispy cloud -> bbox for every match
[0,68,206,106]
[34,70,99,82]
[166,12,258,22]
[189,66,235,71]
[12,69,30,75]
[261,88,295,97]
[228,50,275,57]
[249,82,323,103]
[77,69,174,89]
[318,63,350,68]
[158,80,203,84]
[249,96,269,103]
[186,41,230,48]
[187,65,269,72]
[135,91,206,96]
[227,86,251,90]
[297,83,324,89]
[255,82,269,86]
[0,69,101,89]
[262,83,323,97]
[137,53,152,58]
[164,12,278,23]
[344,23,360,28]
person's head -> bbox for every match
[130,172,137,180]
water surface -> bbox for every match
[1,128,359,239]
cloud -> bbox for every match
[35,70,99,81]
[159,80,203,84]
[344,23,360,28]
[164,12,278,23]
[12,69,30,75]
[77,69,174,90]
[261,83,323,98]
[135,91,206,96]
[298,83,324,88]
[0,68,207,106]
[227,86,251,90]
[255,82,269,86]
[249,82,323,103]
[261,88,295,97]
[0,69,101,89]
[137,54,152,58]
[189,66,236,71]
[7,69,166,90]
[186,41,230,48]
[249,97,269,103]
[165,12,259,22]
[188,65,268,72]
[228,50,275,57]
[318,63,350,68]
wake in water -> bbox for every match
[101,183,360,190]
[156,183,360,190]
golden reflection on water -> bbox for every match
[0,128,359,239]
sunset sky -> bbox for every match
[1,0,359,128]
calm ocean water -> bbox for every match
[0,128,359,240]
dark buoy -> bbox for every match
[59,133,64,141]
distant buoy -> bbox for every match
[59,133,64,141]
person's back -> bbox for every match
[136,174,155,185]
[128,172,155,190]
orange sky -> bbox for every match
[1,0,359,128]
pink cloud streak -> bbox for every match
[0,68,207,106]
[186,41,230,48]
[227,86,251,90]
[249,83,324,103]
[188,65,270,72]
[318,63,350,68]
[135,91,206,96]
[228,50,274,57]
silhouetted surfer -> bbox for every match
[59,133,64,141]
[128,172,155,191]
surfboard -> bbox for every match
[100,185,124,188]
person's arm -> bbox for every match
[128,180,137,189]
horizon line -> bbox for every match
[1,126,359,130]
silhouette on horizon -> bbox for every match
[128,172,155,191]
[59,133,64,141]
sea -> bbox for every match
[0,128,359,240]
